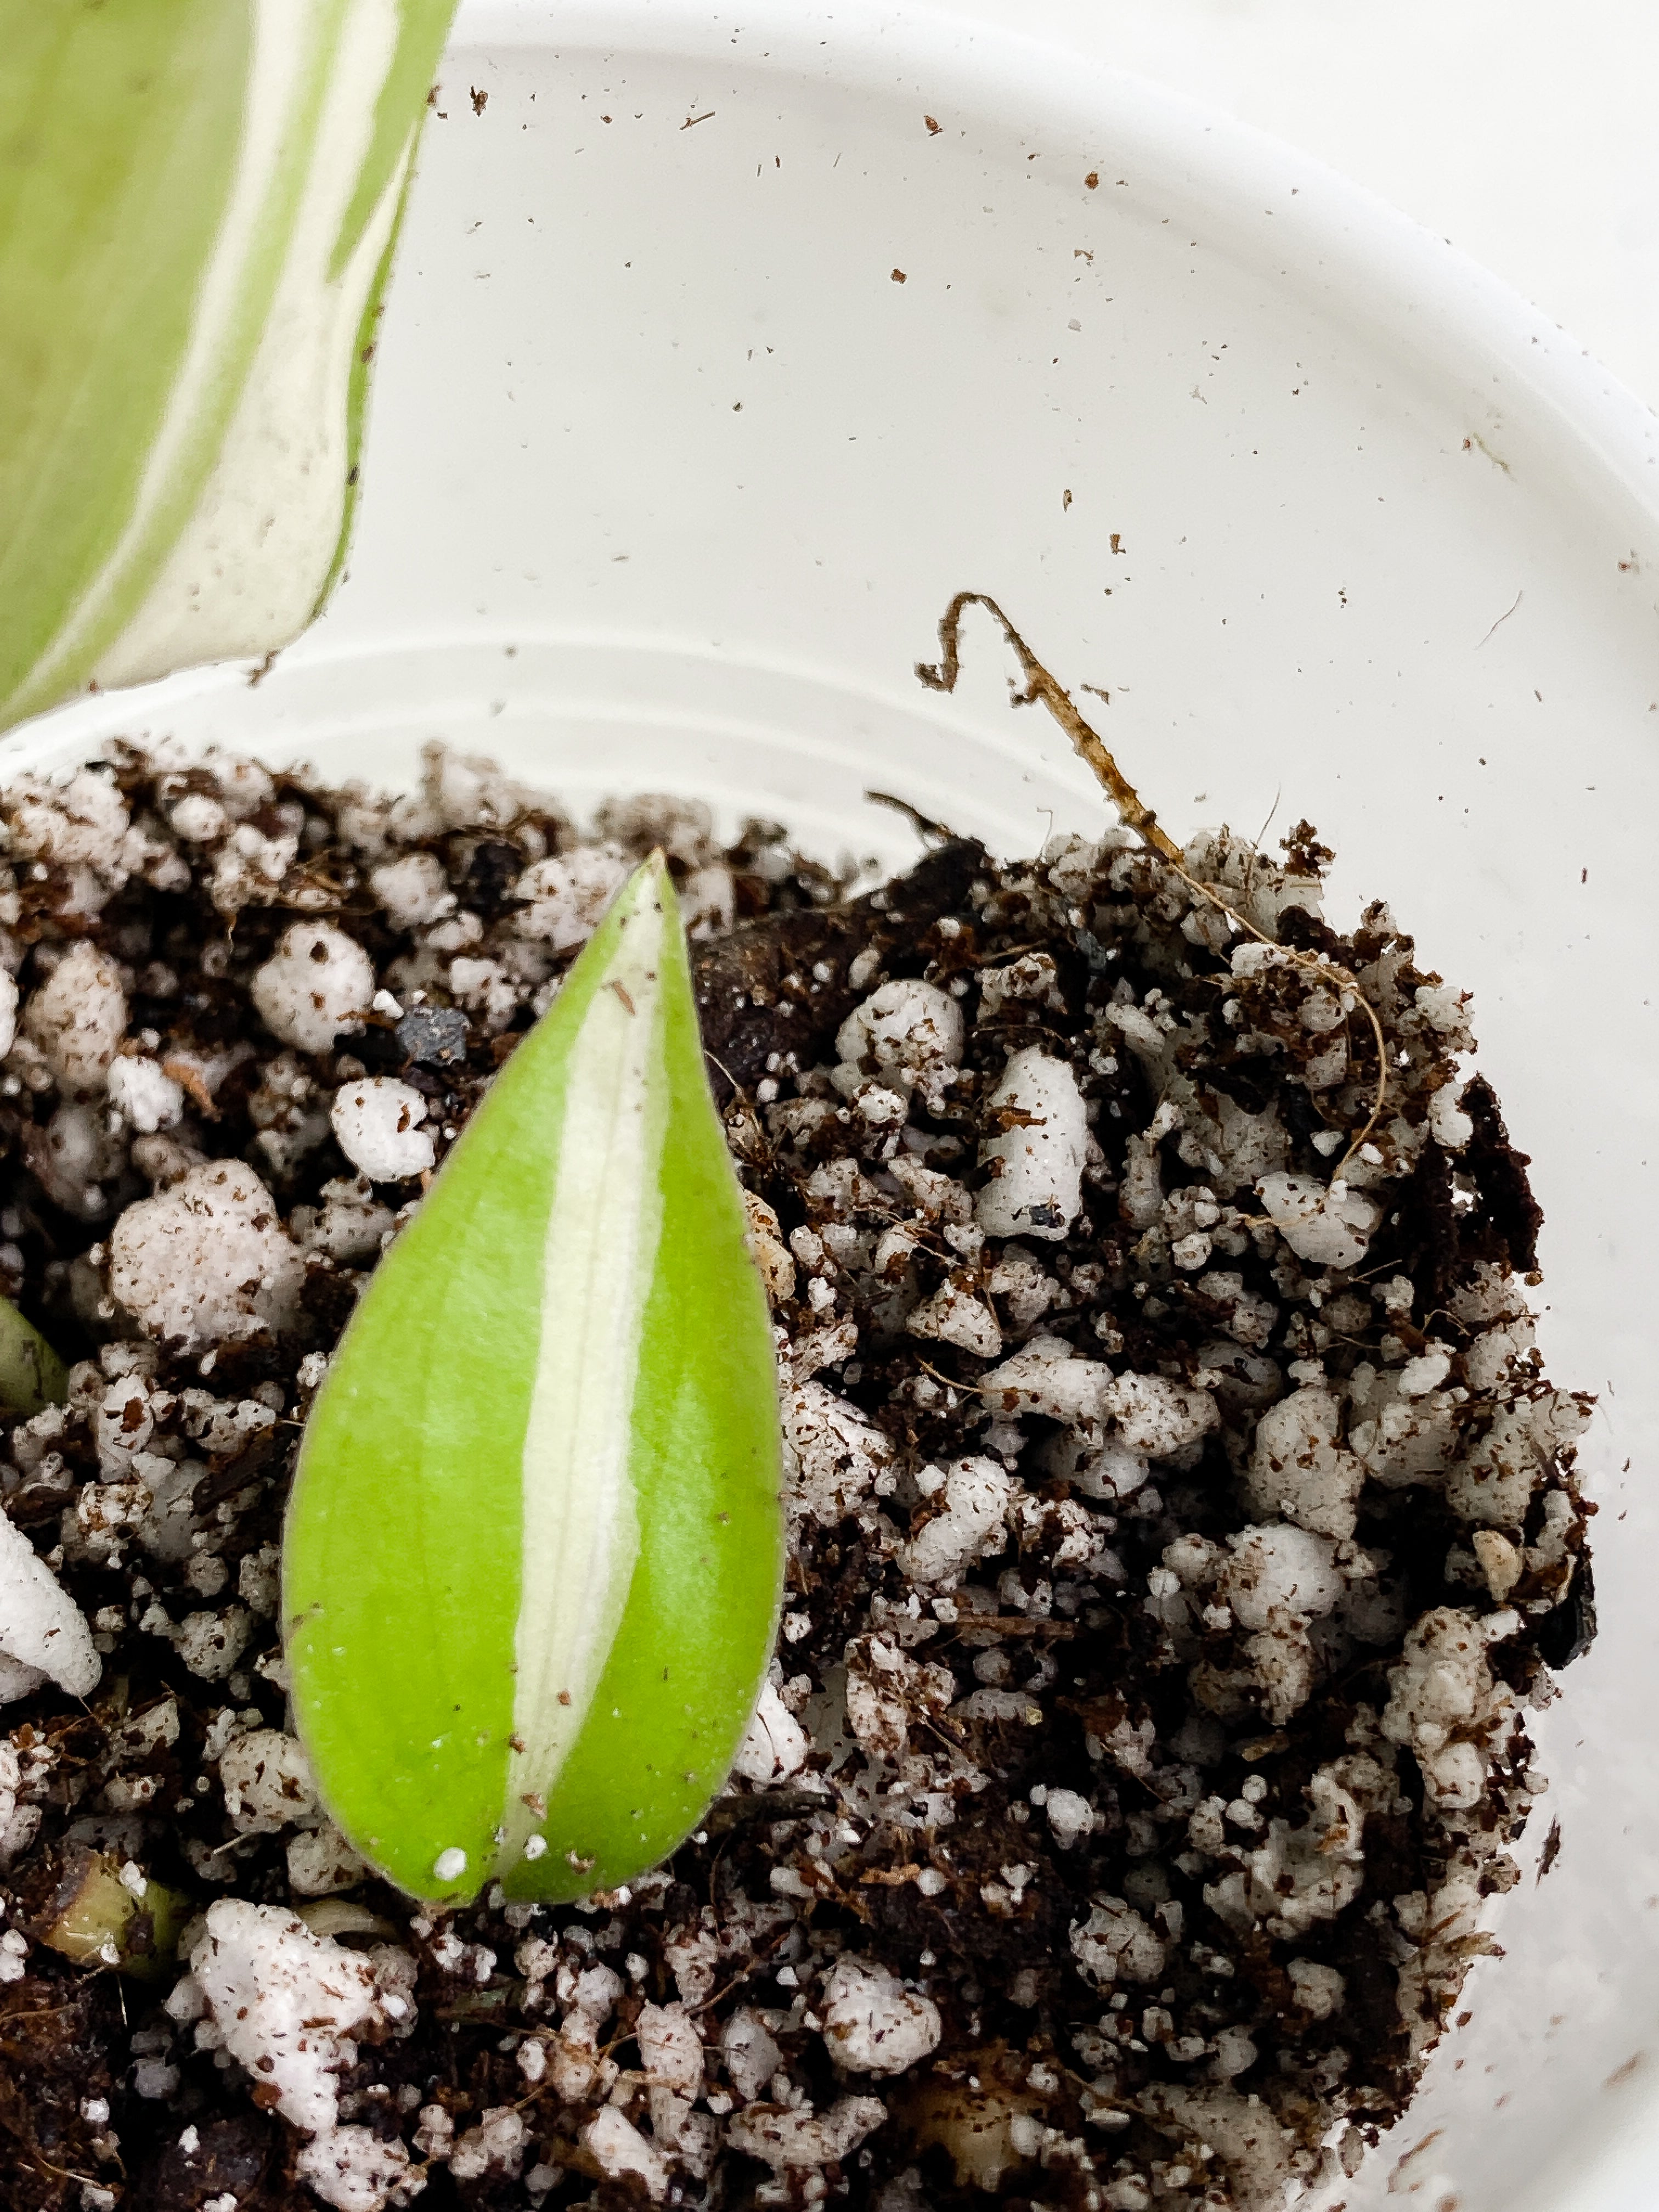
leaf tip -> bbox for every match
[639,845,675,909]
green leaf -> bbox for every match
[0,1,249,717]
[0,1294,66,1417]
[0,0,455,731]
[284,856,785,1906]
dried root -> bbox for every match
[916,589,1389,1169]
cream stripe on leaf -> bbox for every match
[284,857,784,1905]
[504,892,664,1861]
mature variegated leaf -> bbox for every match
[0,0,455,731]
[284,856,784,1905]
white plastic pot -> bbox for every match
[7,5,1659,2205]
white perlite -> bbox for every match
[107,1054,186,1134]
[368,852,456,930]
[583,2106,669,2202]
[0,1650,47,1707]
[722,2006,784,2102]
[1255,1172,1381,1271]
[1219,1525,1348,1632]
[731,1680,810,1784]
[0,771,134,893]
[834,979,963,1108]
[741,1191,795,1304]
[781,1381,896,1529]
[1383,1605,1519,1809]
[637,1999,706,2147]
[845,1638,955,1767]
[981,1337,1114,1426]
[1247,1383,1366,1542]
[1288,1958,1347,2020]
[109,1160,306,1350]
[820,1955,941,2075]
[905,1274,1003,1358]
[23,941,128,1095]
[173,1605,252,1681]
[168,792,227,843]
[293,1175,395,1265]
[218,1729,317,1835]
[545,1961,623,2100]
[413,2105,453,2160]
[287,1822,369,1898]
[0,1742,35,1867]
[1070,1897,1166,1989]
[187,1900,382,2134]
[975,1047,1088,1242]
[295,2128,421,2212]
[1045,1788,1096,1849]
[330,1077,435,1183]
[450,2106,527,2182]
[514,847,631,951]
[727,2097,889,2170]
[1101,1370,1217,1459]
[251,923,375,1055]
[0,1506,99,1695]
[1203,1758,1391,1940]
[1428,1082,1474,1151]
[896,1457,1017,1588]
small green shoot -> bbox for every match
[36,1846,190,1980]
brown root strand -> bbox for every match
[917,590,1181,860]
[917,590,1390,1175]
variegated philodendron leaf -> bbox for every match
[0,0,456,732]
[284,856,785,1906]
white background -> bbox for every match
[939,0,1659,410]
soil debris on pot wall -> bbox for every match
[0,743,1593,2212]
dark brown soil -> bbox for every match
[0,750,1592,2212]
